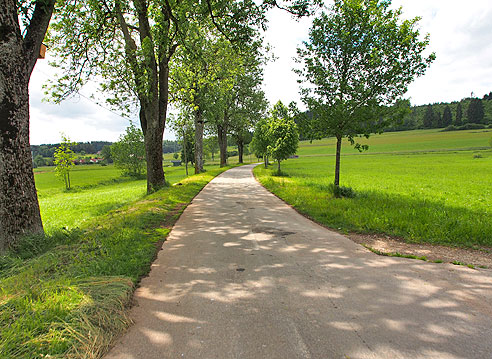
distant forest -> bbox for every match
[387,92,492,132]
[31,140,181,158]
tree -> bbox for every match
[33,155,46,168]
[54,135,77,190]
[423,105,434,128]
[111,123,146,177]
[467,98,485,124]
[101,145,113,163]
[208,41,267,167]
[267,102,299,172]
[250,117,270,168]
[295,0,435,190]
[442,105,453,127]
[204,137,219,161]
[434,110,442,128]
[169,111,194,176]
[0,0,56,250]
[47,1,316,192]
[455,102,463,126]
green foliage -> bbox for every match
[442,105,453,127]
[267,102,299,171]
[111,123,146,178]
[467,98,485,124]
[101,145,113,163]
[455,102,463,126]
[54,134,76,190]
[250,117,270,159]
[33,154,45,167]
[295,0,434,185]
[204,137,219,160]
[254,129,492,248]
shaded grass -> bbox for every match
[254,150,492,248]
[0,166,233,359]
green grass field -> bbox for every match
[255,129,492,248]
[298,128,492,156]
[34,163,235,232]
[1,164,237,359]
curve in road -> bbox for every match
[105,164,492,359]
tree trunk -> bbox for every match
[264,155,268,168]
[217,124,228,167]
[182,130,188,176]
[140,101,166,193]
[237,140,244,164]
[0,0,55,251]
[277,160,281,172]
[194,110,204,174]
[334,135,342,188]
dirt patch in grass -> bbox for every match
[348,233,492,269]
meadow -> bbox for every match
[255,128,492,248]
[1,161,242,359]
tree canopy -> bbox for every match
[295,0,435,189]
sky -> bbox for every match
[28,0,492,145]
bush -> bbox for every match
[328,183,356,198]
[441,123,486,132]
[227,150,238,157]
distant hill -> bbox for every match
[31,139,181,158]
[387,92,492,132]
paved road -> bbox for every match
[105,164,492,359]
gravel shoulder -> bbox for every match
[348,233,492,269]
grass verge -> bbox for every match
[0,166,233,359]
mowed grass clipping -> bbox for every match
[0,166,233,359]
[255,133,492,248]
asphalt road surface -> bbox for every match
[105,164,492,359]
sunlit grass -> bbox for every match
[1,166,234,359]
[35,163,225,232]
[255,145,492,248]
[297,128,492,156]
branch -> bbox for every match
[23,0,56,76]
[205,0,233,43]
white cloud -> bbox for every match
[262,0,492,107]
[28,1,492,144]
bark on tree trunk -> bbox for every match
[183,129,188,176]
[140,101,166,193]
[0,0,54,251]
[277,160,281,172]
[264,155,268,168]
[238,140,244,164]
[217,124,228,167]
[334,135,342,189]
[194,110,204,174]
